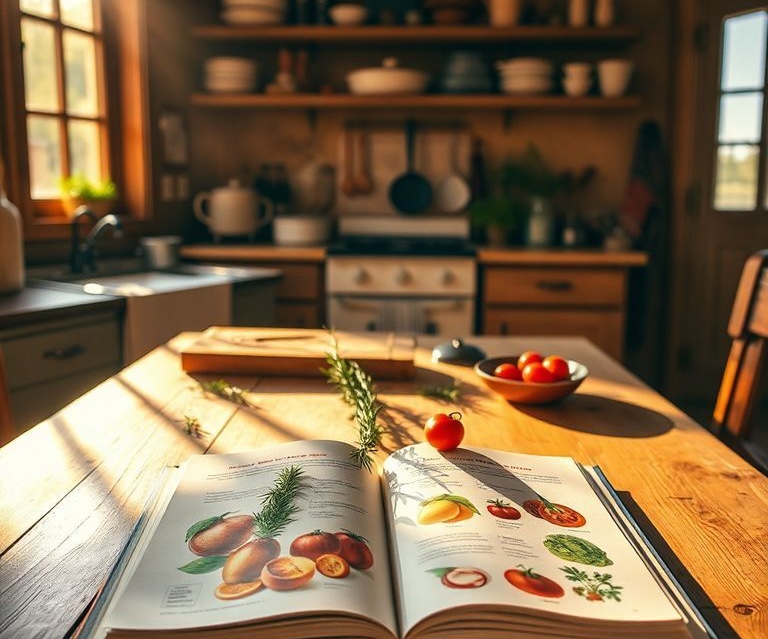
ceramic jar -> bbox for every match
[0,159,24,293]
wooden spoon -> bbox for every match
[340,129,357,197]
[354,131,373,196]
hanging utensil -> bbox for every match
[340,128,357,197]
[354,130,373,196]
[389,119,432,215]
[435,130,471,214]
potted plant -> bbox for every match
[59,174,118,217]
[469,193,526,247]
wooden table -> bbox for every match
[0,334,766,639]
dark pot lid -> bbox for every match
[432,338,486,365]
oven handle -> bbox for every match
[331,296,470,312]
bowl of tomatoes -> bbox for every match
[474,351,588,404]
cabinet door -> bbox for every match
[484,308,624,360]
[260,262,323,301]
[275,303,323,328]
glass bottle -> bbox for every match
[0,158,24,293]
[525,196,555,248]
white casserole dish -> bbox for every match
[347,58,429,95]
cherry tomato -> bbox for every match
[334,530,374,570]
[493,362,522,381]
[538,502,586,527]
[504,566,564,598]
[425,412,465,451]
[521,362,556,383]
[517,351,543,369]
[486,499,521,520]
[542,355,570,381]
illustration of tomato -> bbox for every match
[538,503,586,528]
[486,499,521,520]
[542,355,570,381]
[315,553,350,578]
[517,351,543,369]
[424,412,464,452]
[522,362,557,384]
[334,530,374,570]
[504,566,564,598]
[289,530,342,561]
[522,499,545,518]
[493,362,522,381]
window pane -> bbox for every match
[20,0,55,18]
[718,93,763,143]
[722,11,768,91]
[22,18,60,112]
[61,0,94,30]
[68,119,101,180]
[28,115,63,198]
[64,30,99,117]
[714,144,759,210]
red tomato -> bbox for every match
[542,355,570,381]
[521,362,556,384]
[334,530,374,570]
[504,566,564,598]
[289,530,341,561]
[493,363,522,381]
[522,500,544,518]
[517,351,543,369]
[486,499,521,520]
[538,502,586,527]
[424,412,464,451]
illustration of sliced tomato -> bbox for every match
[504,566,564,598]
[214,580,263,600]
[522,499,544,518]
[538,503,586,528]
[315,553,350,578]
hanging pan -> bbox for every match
[389,120,432,215]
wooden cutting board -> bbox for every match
[180,327,416,379]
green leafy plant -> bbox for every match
[59,173,118,200]
[560,566,623,602]
[200,379,252,406]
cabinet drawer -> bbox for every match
[484,267,626,306]
[275,302,323,328]
[484,308,624,360]
[3,318,121,390]
[260,262,323,301]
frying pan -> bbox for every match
[389,120,432,215]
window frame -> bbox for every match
[0,0,150,240]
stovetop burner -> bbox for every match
[327,236,476,257]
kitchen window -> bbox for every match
[713,9,768,211]
[0,0,149,235]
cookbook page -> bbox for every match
[381,443,684,635]
[104,440,397,635]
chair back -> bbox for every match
[712,249,768,472]
[0,347,14,446]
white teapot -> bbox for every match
[193,179,273,242]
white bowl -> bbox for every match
[347,58,429,95]
[221,6,284,24]
[496,58,553,75]
[205,57,257,73]
[222,0,286,8]
[563,76,592,96]
[329,4,368,25]
[273,216,331,247]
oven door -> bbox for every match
[327,295,475,335]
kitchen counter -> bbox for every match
[180,243,327,263]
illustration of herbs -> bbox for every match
[560,566,623,602]
[178,465,305,574]
[200,379,251,406]
[322,335,382,472]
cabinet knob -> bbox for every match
[395,267,411,286]
[354,268,369,285]
[441,269,455,286]
[536,280,573,292]
[43,344,86,360]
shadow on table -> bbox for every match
[617,491,739,639]
[514,394,674,438]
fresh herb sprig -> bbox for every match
[200,379,251,406]
[322,338,382,472]
[560,566,623,602]
[419,381,462,402]
[179,414,206,438]
[253,465,305,538]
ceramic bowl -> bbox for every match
[474,356,588,404]
[329,3,368,25]
[347,58,429,95]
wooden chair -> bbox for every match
[0,347,14,446]
[711,249,768,473]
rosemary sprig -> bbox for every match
[419,381,462,401]
[200,379,251,406]
[322,337,382,472]
[253,465,305,539]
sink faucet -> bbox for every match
[69,206,123,274]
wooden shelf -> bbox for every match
[190,93,640,110]
[191,24,640,44]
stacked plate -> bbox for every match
[496,58,554,95]
[220,0,287,25]
[441,51,493,94]
[204,57,258,93]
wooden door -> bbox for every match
[667,1,768,403]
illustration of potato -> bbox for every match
[417,494,479,525]
[186,513,255,557]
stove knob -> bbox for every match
[441,269,456,286]
[354,267,369,285]
[395,267,411,285]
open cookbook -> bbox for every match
[79,440,715,639]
